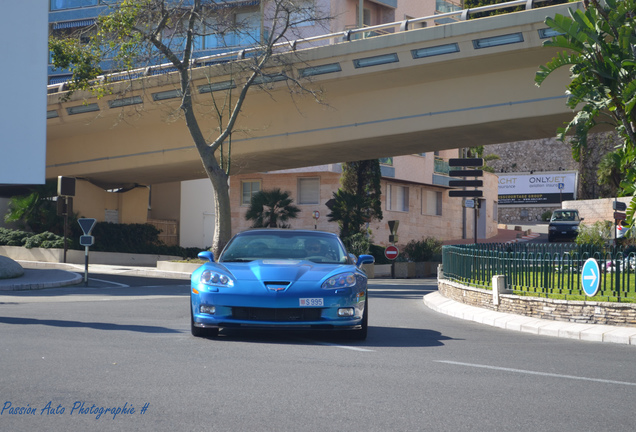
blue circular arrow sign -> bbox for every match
[581,258,600,297]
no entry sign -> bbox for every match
[385,245,399,260]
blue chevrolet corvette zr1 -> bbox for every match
[190,229,375,340]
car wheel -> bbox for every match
[190,308,219,338]
[344,303,368,341]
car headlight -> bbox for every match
[549,226,557,231]
[573,226,579,231]
[200,270,234,288]
[322,273,356,289]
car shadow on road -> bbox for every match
[202,325,460,348]
[0,316,181,333]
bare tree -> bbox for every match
[49,0,330,256]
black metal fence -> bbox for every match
[442,243,636,301]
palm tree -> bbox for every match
[535,0,636,222]
[4,181,64,234]
[245,189,300,228]
[326,190,368,240]
[597,150,624,193]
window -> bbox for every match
[50,0,114,11]
[51,0,98,11]
[298,178,320,205]
[193,10,260,50]
[290,0,316,27]
[241,180,261,205]
[423,190,442,216]
[493,200,498,220]
[379,157,393,166]
[387,185,409,212]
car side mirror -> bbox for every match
[356,254,375,267]
[198,250,215,262]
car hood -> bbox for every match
[213,259,350,283]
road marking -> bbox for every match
[89,278,130,288]
[436,361,636,386]
[309,340,375,352]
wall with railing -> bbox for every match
[442,243,636,302]
[439,243,636,326]
[47,0,565,94]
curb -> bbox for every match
[0,269,83,291]
[506,233,541,244]
[423,291,636,345]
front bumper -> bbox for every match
[191,285,366,330]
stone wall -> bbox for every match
[561,197,633,225]
[484,132,621,223]
[438,278,636,327]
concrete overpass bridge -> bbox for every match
[46,1,580,190]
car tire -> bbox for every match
[190,308,219,338]
[344,302,368,341]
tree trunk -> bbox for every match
[208,163,232,257]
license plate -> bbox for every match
[299,298,323,307]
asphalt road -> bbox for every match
[1,277,635,432]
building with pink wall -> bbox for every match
[228,150,499,248]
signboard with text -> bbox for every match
[498,171,577,206]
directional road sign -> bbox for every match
[581,258,600,297]
[384,245,399,260]
[449,179,483,188]
[614,212,626,221]
[613,201,627,211]
[449,190,484,198]
[448,158,483,167]
[448,169,483,177]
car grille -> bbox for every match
[232,307,322,322]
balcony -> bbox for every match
[433,157,450,186]
[434,157,449,175]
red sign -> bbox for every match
[384,245,399,260]
[614,212,626,221]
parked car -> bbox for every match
[548,209,583,242]
[190,229,375,340]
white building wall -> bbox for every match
[180,179,216,249]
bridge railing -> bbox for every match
[47,0,563,94]
[442,243,636,302]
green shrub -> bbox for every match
[575,221,612,247]
[0,224,200,258]
[0,227,32,246]
[342,232,371,257]
[23,232,66,249]
[541,210,553,221]
[369,244,391,264]
[403,237,443,262]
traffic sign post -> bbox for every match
[448,158,484,244]
[77,218,97,287]
[581,258,600,297]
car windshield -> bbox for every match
[219,232,348,264]
[551,211,579,222]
